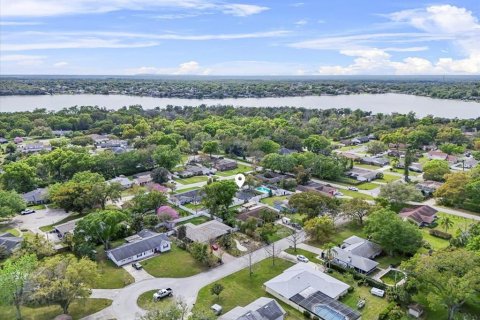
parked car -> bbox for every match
[153,288,173,301]
[334,191,344,197]
[20,209,35,215]
[132,262,143,270]
[347,187,359,191]
[297,255,309,263]
[291,223,302,230]
[211,244,219,251]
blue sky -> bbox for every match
[0,0,479,75]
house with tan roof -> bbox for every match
[399,205,438,226]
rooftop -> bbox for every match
[184,220,232,243]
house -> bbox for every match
[235,190,260,202]
[107,231,171,266]
[21,143,52,153]
[416,180,443,196]
[327,236,381,274]
[346,167,379,182]
[0,138,8,144]
[54,219,81,238]
[219,297,286,320]
[0,232,22,255]
[22,188,48,205]
[237,205,279,223]
[360,157,389,167]
[256,172,290,184]
[183,220,232,243]
[462,157,479,169]
[134,174,153,186]
[399,205,438,226]
[339,152,361,160]
[178,165,212,178]
[13,137,24,144]
[351,136,370,145]
[89,134,110,145]
[279,147,296,155]
[52,130,72,137]
[264,264,360,320]
[408,304,424,319]
[296,182,337,198]
[97,139,128,149]
[214,159,238,171]
[108,176,133,189]
[172,189,205,205]
[427,151,458,164]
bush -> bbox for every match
[429,229,452,239]
[303,310,311,318]
[378,302,396,320]
[347,286,355,293]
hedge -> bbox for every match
[429,229,452,240]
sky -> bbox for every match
[0,0,479,75]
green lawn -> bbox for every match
[39,213,82,232]
[308,222,367,249]
[376,255,405,269]
[176,215,210,226]
[141,244,207,278]
[184,202,204,211]
[376,173,401,183]
[194,258,303,320]
[338,145,362,152]
[174,175,209,185]
[94,241,135,289]
[265,224,292,243]
[0,298,112,320]
[27,204,46,210]
[357,182,381,190]
[380,269,405,285]
[389,168,420,176]
[340,189,375,200]
[285,248,322,264]
[215,164,252,177]
[354,163,384,170]
[260,195,288,207]
[0,224,21,236]
[137,290,175,310]
[173,186,200,194]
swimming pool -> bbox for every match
[256,186,271,193]
[313,305,346,320]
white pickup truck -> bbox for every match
[153,288,173,301]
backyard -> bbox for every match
[215,163,252,177]
[176,215,210,226]
[260,195,289,207]
[376,173,401,183]
[174,175,209,185]
[141,244,207,277]
[380,269,405,285]
[194,258,303,320]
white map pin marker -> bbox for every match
[235,174,245,188]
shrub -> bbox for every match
[378,302,396,320]
[303,310,311,318]
[429,229,452,239]
[347,286,355,293]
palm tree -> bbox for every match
[323,242,336,270]
[439,216,454,232]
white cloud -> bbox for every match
[2,38,160,51]
[295,19,308,26]
[0,21,41,26]
[0,0,269,18]
[53,61,68,67]
[0,54,45,66]
[290,3,304,8]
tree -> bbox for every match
[294,165,311,185]
[261,154,296,173]
[153,145,182,171]
[435,172,470,208]
[249,138,280,155]
[202,141,219,158]
[0,189,26,218]
[365,209,422,256]
[259,209,277,223]
[303,216,335,243]
[439,143,465,155]
[127,189,168,215]
[0,254,38,320]
[439,215,454,232]
[287,229,303,253]
[378,182,423,206]
[152,167,170,184]
[366,141,387,155]
[75,210,127,250]
[402,248,480,320]
[31,254,98,315]
[202,180,237,219]
[210,283,224,300]
[341,198,371,225]
[303,135,331,154]
[16,233,54,259]
[289,191,339,219]
[423,160,451,182]
[1,161,37,193]
[94,181,122,209]
[189,242,213,266]
[323,242,336,269]
[140,298,208,320]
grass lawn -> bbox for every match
[94,241,135,289]
[340,189,375,200]
[283,213,308,225]
[285,248,322,264]
[141,244,207,278]
[27,204,46,210]
[184,202,204,211]
[0,298,112,320]
[357,182,381,190]
[176,215,210,226]
[215,164,252,177]
[194,258,303,320]
[354,163,384,170]
[380,269,405,285]
[375,255,406,269]
[39,213,81,232]
[389,168,420,176]
[265,224,292,243]
[260,195,288,207]
[0,223,21,236]
[174,175,209,185]
[308,222,367,249]
[137,290,175,310]
[330,269,389,320]
[376,173,401,183]
[173,186,200,194]
[338,145,362,152]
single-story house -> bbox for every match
[462,157,479,169]
[256,172,290,184]
[235,190,260,202]
[265,264,360,320]
[97,139,128,149]
[107,231,171,266]
[360,157,389,167]
[89,134,110,145]
[145,183,169,193]
[54,219,81,238]
[346,167,379,182]
[237,205,279,223]
[134,174,153,186]
[214,159,238,171]
[13,137,24,144]
[296,182,337,198]
[52,130,72,137]
[0,232,22,255]
[351,136,370,145]
[219,297,286,320]
[178,165,212,178]
[108,176,133,189]
[416,180,443,196]
[21,143,52,153]
[172,189,204,205]
[133,171,152,179]
[427,151,458,164]
[399,205,438,227]
[183,220,232,243]
[326,236,381,274]
[0,138,8,144]
[22,188,48,205]
[279,147,296,155]
[339,152,361,160]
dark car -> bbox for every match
[132,262,143,270]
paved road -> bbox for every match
[83,231,305,320]
[416,199,480,221]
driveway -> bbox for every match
[10,206,70,231]
[123,265,155,282]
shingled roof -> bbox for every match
[400,205,438,225]
[108,233,169,261]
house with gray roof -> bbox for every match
[184,220,232,243]
[108,176,133,189]
[0,232,22,255]
[346,167,379,182]
[219,297,286,320]
[22,188,48,205]
[107,231,171,266]
[54,219,81,238]
[21,143,52,154]
[360,157,389,167]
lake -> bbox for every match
[0,93,479,118]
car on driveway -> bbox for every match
[291,223,302,230]
[347,187,359,191]
[153,288,173,301]
[20,209,35,215]
[297,255,309,263]
[132,262,143,270]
